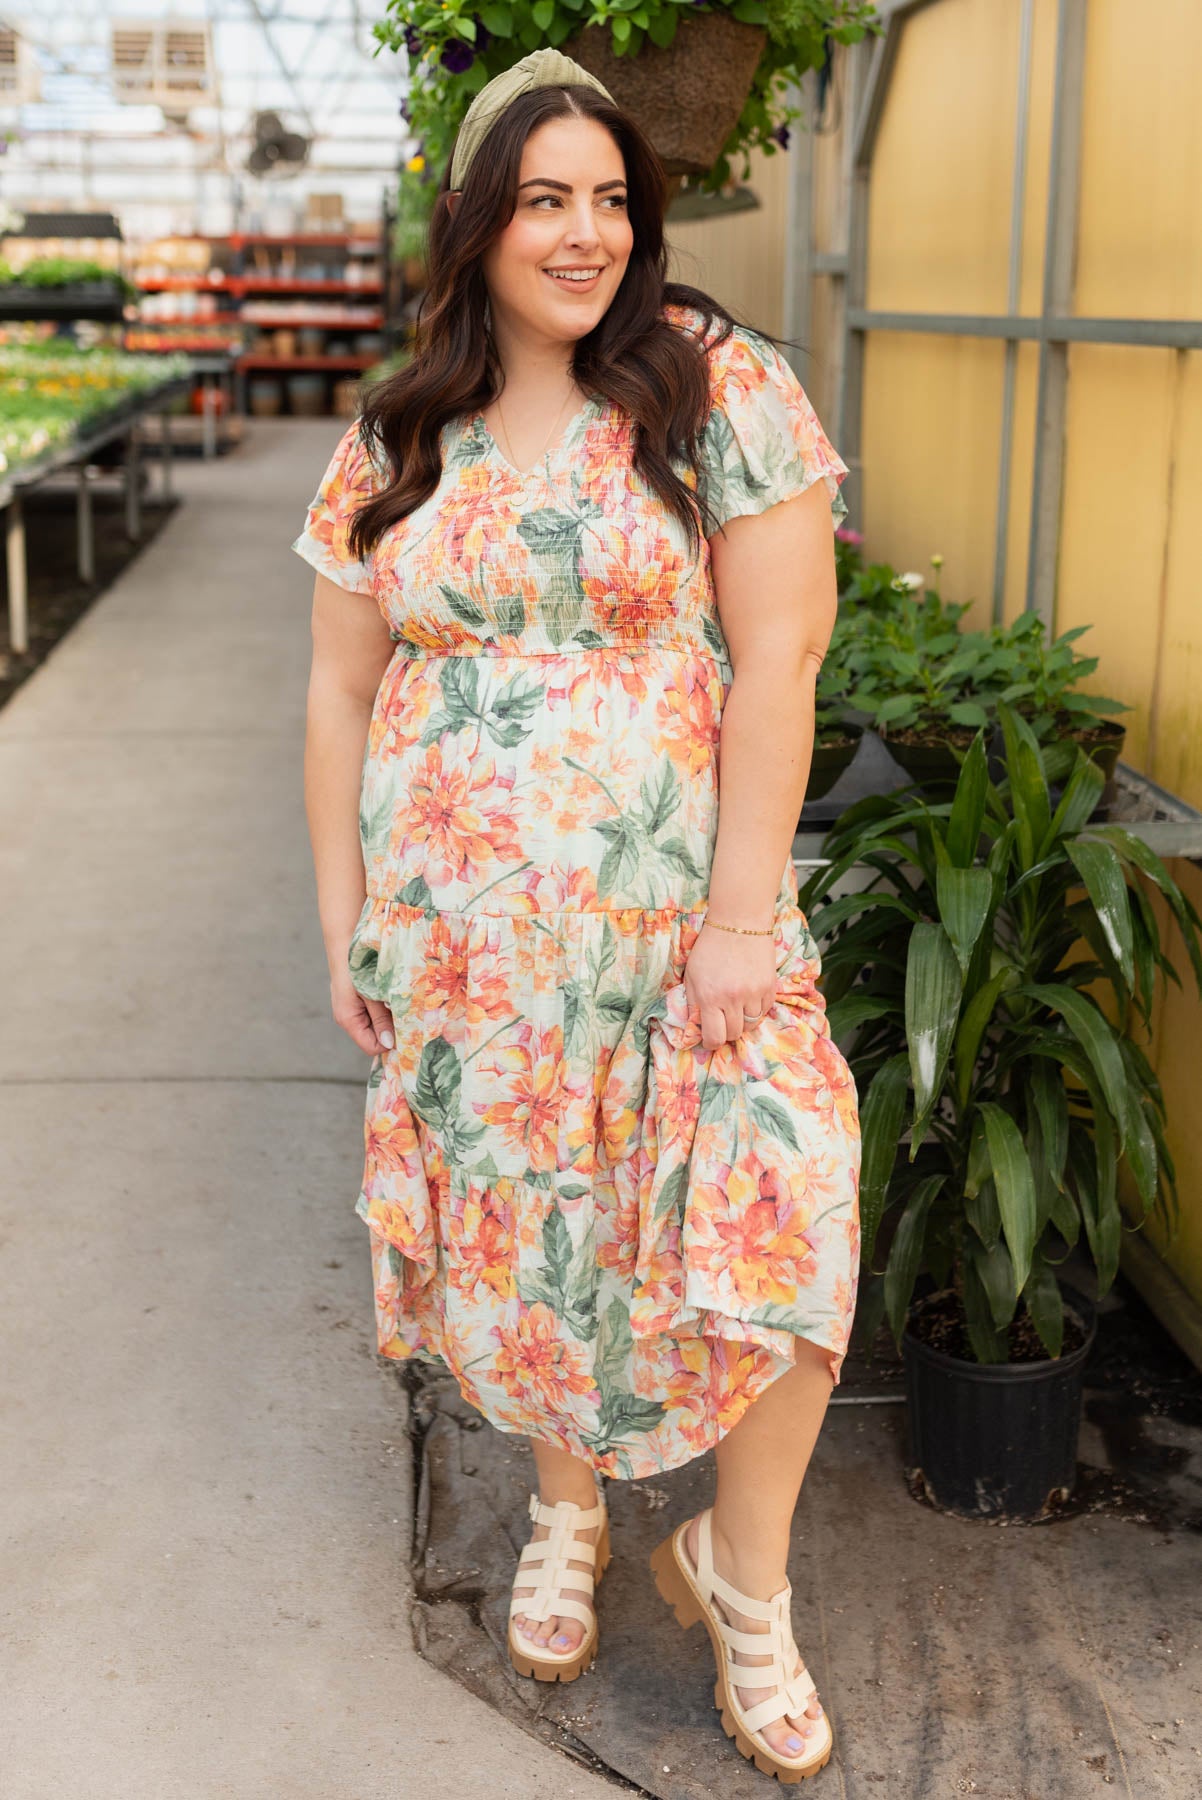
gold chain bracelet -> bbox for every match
[703,916,775,937]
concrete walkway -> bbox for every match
[0,424,619,1800]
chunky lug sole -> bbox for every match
[507,1514,611,1684]
[650,1521,834,1784]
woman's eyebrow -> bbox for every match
[517,177,628,192]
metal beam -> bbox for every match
[845,310,1202,349]
[992,0,1036,625]
[1026,0,1088,625]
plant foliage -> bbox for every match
[800,702,1202,1363]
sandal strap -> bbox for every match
[528,1493,605,1531]
[509,1493,606,1625]
[693,1509,820,1738]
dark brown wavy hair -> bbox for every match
[350,81,799,561]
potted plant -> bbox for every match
[986,613,1130,786]
[376,0,878,245]
[841,572,990,788]
[800,703,1202,1520]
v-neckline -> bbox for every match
[474,393,602,480]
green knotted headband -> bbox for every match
[448,47,617,192]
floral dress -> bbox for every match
[292,302,862,1480]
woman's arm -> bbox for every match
[304,570,397,1055]
[685,478,839,1050]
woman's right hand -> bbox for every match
[330,963,396,1057]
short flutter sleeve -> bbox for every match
[291,422,383,595]
[698,326,850,534]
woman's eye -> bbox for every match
[529,194,627,208]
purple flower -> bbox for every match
[474,19,492,50]
[440,38,475,73]
[403,25,423,57]
[772,123,791,150]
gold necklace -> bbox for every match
[493,379,580,475]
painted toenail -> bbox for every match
[785,1736,803,1753]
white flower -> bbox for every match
[891,571,925,593]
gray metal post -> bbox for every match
[77,465,95,583]
[125,425,142,541]
[202,377,218,459]
[159,407,173,499]
[992,0,1036,624]
[781,73,815,374]
[1025,0,1087,625]
[6,496,28,656]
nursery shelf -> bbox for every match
[792,735,1202,869]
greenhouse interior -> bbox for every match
[3,1,1201,1796]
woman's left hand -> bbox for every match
[683,922,778,1051]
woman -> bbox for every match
[295,48,861,1784]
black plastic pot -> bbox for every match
[805,723,865,802]
[882,732,978,792]
[902,1287,1096,1521]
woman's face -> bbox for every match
[479,115,633,348]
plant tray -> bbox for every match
[0,283,127,322]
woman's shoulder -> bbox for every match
[659,301,784,403]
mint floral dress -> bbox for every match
[293,302,862,1479]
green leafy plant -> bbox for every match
[377,0,878,254]
[981,612,1129,744]
[800,702,1202,1362]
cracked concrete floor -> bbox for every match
[410,1279,1202,1800]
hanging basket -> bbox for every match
[560,12,768,177]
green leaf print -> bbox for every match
[413,1038,462,1128]
[701,608,728,660]
[517,509,582,555]
[493,592,527,638]
[699,1076,736,1125]
[749,1092,802,1153]
[421,658,544,751]
[595,1296,633,1391]
[658,836,705,882]
[651,1161,689,1228]
[574,629,606,649]
[595,816,643,897]
[486,669,543,747]
[581,1296,665,1455]
[411,1039,487,1158]
[640,763,680,835]
[586,918,618,987]
[517,1200,599,1341]
[557,1182,591,1202]
[439,585,490,629]
[596,989,634,1028]
[395,873,437,913]
[561,977,585,1056]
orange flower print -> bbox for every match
[293,304,858,1481]
[450,1182,517,1303]
[396,744,523,888]
[689,1165,819,1307]
[410,915,511,1024]
[364,1087,419,1173]
[492,1302,597,1413]
[474,1023,569,1171]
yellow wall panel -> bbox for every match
[1016,0,1058,317]
[1076,0,1202,319]
[1000,342,1041,623]
[867,0,1023,314]
[1147,352,1202,809]
[861,332,1004,624]
[666,143,789,338]
[1055,345,1176,771]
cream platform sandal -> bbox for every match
[650,1509,834,1783]
[507,1494,611,1683]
